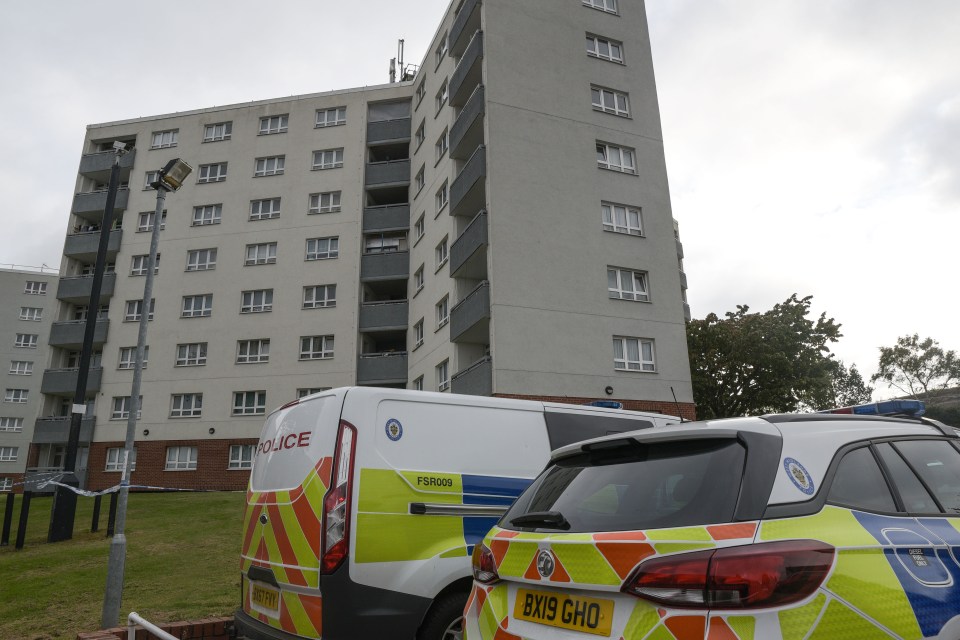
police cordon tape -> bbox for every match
[12,474,218,496]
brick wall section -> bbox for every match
[86,439,257,492]
[494,394,698,421]
[1,472,24,494]
[77,616,232,640]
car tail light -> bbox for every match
[321,420,357,574]
[472,543,500,584]
[623,540,834,609]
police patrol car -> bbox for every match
[233,387,679,640]
[465,401,960,639]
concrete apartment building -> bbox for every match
[0,267,57,492]
[33,0,693,492]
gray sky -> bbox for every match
[1,0,957,397]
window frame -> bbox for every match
[170,393,203,418]
[233,391,267,416]
[117,346,148,370]
[240,289,274,314]
[303,284,337,309]
[308,191,342,214]
[197,162,228,184]
[315,107,346,128]
[586,34,624,63]
[186,248,218,272]
[180,294,213,318]
[192,204,222,226]
[608,267,650,302]
[591,85,630,117]
[14,333,38,349]
[305,237,339,261]
[245,242,278,266]
[312,148,345,170]
[250,198,281,220]
[436,360,450,392]
[228,444,255,470]
[175,342,208,367]
[150,129,178,149]
[299,335,334,360]
[613,336,656,372]
[258,114,289,135]
[202,121,232,143]
[24,281,47,295]
[596,142,637,174]
[236,339,271,364]
[254,155,285,177]
[436,295,450,329]
[583,0,618,13]
[601,201,643,236]
[165,446,198,470]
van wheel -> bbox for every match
[418,592,467,640]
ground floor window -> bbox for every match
[165,446,198,470]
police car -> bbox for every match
[465,401,960,639]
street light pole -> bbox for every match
[102,158,191,629]
[49,142,127,543]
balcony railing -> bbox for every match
[450,145,486,217]
[357,352,408,385]
[450,281,491,343]
[359,300,409,332]
[450,0,481,57]
[450,85,485,160]
[41,367,103,395]
[365,159,411,187]
[450,31,483,108]
[49,319,110,347]
[33,416,96,444]
[360,251,410,281]
[450,210,488,278]
[63,228,123,261]
[451,356,492,396]
[363,204,410,233]
[56,273,117,303]
[367,118,412,144]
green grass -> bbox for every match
[0,491,246,640]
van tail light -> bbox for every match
[623,540,834,609]
[472,543,500,584]
[321,420,357,574]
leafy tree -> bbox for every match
[687,294,842,419]
[826,361,874,408]
[871,335,960,399]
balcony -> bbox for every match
[450,85,485,160]
[452,356,492,396]
[367,118,412,144]
[360,251,410,282]
[363,204,410,233]
[450,0,481,57]
[450,281,490,344]
[78,148,137,182]
[71,188,129,222]
[365,160,411,188]
[63,229,122,262]
[450,211,488,279]
[676,240,684,259]
[357,352,408,386]
[41,367,103,396]
[49,319,110,348]
[683,303,692,323]
[359,301,409,332]
[680,271,688,289]
[450,31,483,108]
[32,416,96,445]
[56,273,116,304]
[450,145,486,217]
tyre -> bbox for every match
[417,592,468,640]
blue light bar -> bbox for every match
[819,400,926,417]
[584,401,624,410]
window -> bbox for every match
[250,198,281,220]
[144,169,159,188]
[608,268,650,302]
[597,142,636,174]
[305,237,339,261]
[79,262,115,276]
[436,80,449,112]
[151,129,178,149]
[435,33,448,65]
[415,214,425,242]
[602,202,643,235]
[583,0,618,13]
[437,360,450,392]
[413,376,424,391]
[894,441,960,513]
[303,284,336,309]
[591,86,630,117]
[297,387,330,398]
[105,447,137,472]
[436,181,448,213]
[175,342,208,367]
[9,361,32,375]
[415,120,426,148]
[0,417,23,432]
[0,477,11,491]
[229,444,255,470]
[170,394,203,418]
[435,129,448,160]
[186,248,217,271]
[111,396,142,420]
[300,335,334,360]
[241,289,273,313]
[24,281,46,295]
[236,339,270,364]
[827,447,896,512]
[66,350,101,369]
[312,148,344,170]
[875,443,938,513]
[19,307,42,321]
[14,334,37,348]
[364,233,407,254]
[4,389,28,404]
[130,254,160,276]
[414,319,424,349]
[415,80,426,107]
[118,346,148,369]
[165,446,198,470]
[435,237,449,270]
[233,391,267,416]
[203,121,232,142]
[0,447,19,462]
[586,34,624,63]
[254,155,285,177]
[315,107,346,127]
[192,204,222,226]
[72,304,108,321]
[137,210,167,232]
[613,336,656,372]
[245,242,278,265]
[309,191,341,214]
[259,114,288,135]
[415,165,425,193]
[436,296,449,329]
[123,299,155,322]
[197,162,228,183]
[181,294,213,318]
[414,265,425,294]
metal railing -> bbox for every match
[128,612,177,640]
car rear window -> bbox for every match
[502,439,746,532]
[894,440,960,514]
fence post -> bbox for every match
[106,491,118,537]
[15,491,31,550]
[1,493,14,546]
[91,494,102,533]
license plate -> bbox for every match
[250,581,280,617]
[514,588,614,637]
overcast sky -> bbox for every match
[1,0,957,398]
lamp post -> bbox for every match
[101,158,192,628]
[49,141,128,543]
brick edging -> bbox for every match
[77,616,232,640]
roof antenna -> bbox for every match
[670,387,686,423]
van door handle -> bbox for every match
[409,503,508,516]
[247,565,279,587]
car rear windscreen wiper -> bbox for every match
[509,510,571,530]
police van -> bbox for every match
[234,387,680,640]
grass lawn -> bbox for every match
[0,491,246,640]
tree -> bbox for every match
[827,361,874,408]
[687,294,842,419]
[871,335,960,399]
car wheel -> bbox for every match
[417,592,467,640]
